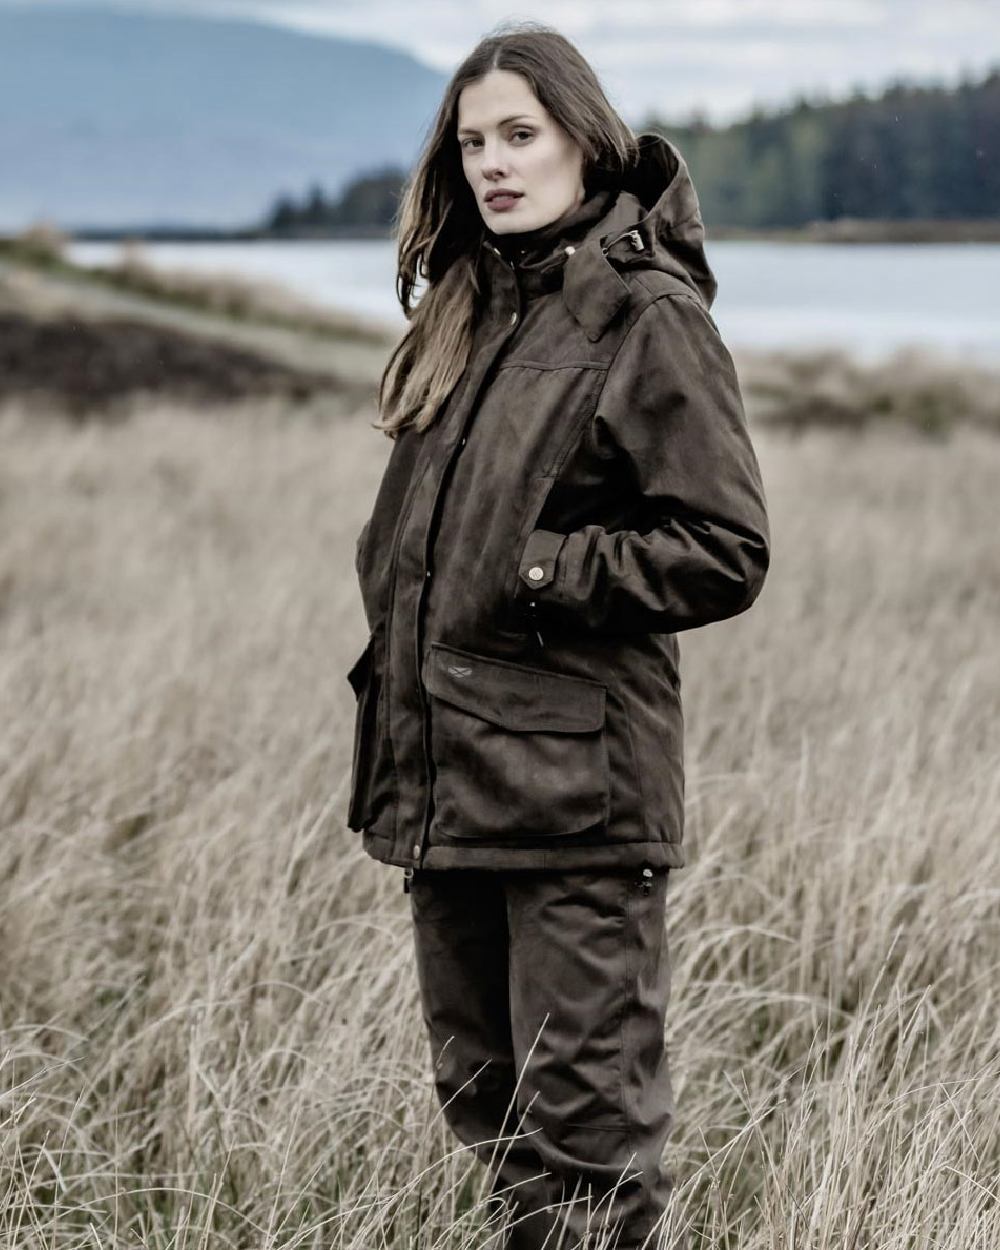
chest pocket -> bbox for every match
[423,642,610,841]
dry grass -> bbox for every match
[100,241,398,346]
[0,227,399,347]
[0,399,998,1248]
[735,345,1000,437]
[0,311,365,417]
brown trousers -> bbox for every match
[408,864,675,1250]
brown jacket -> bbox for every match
[347,132,769,872]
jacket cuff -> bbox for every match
[515,529,567,599]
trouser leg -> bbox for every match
[504,866,675,1250]
[408,864,675,1250]
[407,868,551,1230]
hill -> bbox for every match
[0,4,447,230]
[644,67,1000,228]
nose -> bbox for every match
[481,141,509,181]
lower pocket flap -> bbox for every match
[425,642,605,733]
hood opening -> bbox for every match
[614,132,718,310]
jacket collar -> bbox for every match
[481,132,717,342]
[483,183,616,269]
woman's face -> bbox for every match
[457,69,586,235]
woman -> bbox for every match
[346,22,769,1250]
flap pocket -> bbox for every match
[423,642,610,841]
[346,636,374,697]
[425,643,605,733]
[344,631,394,833]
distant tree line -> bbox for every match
[262,166,405,235]
[260,66,998,235]
[642,65,999,227]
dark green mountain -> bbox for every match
[642,68,1000,227]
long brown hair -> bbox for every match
[374,20,637,438]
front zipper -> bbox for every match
[412,269,522,863]
[527,601,544,649]
[488,242,515,271]
[377,455,434,836]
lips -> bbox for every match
[486,191,523,206]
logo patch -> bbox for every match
[447,665,473,677]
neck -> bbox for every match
[488,185,615,265]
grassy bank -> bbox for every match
[2,233,998,437]
[0,392,998,1246]
[0,225,398,347]
[0,235,394,418]
[735,344,1000,438]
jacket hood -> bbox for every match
[482,132,717,339]
[609,131,717,310]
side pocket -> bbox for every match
[345,633,386,832]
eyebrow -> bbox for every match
[457,114,536,137]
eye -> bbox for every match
[459,128,533,151]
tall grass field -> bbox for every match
[1,389,998,1247]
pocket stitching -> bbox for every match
[425,644,612,840]
[426,642,606,734]
[429,640,606,692]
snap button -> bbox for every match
[412,843,421,857]
[527,566,545,581]
[564,245,575,255]
[425,570,431,578]
[510,311,518,325]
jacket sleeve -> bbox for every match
[512,293,769,635]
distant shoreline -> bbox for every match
[22,218,1000,246]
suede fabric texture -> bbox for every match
[347,131,770,872]
[408,863,674,1250]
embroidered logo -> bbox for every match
[447,665,473,677]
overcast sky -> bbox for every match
[9,0,1000,123]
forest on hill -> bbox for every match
[651,66,999,227]
[263,65,999,236]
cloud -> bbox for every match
[4,0,998,122]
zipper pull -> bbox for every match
[640,866,654,895]
[403,867,414,894]
[528,600,544,648]
[601,227,646,256]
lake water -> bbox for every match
[68,238,1000,367]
